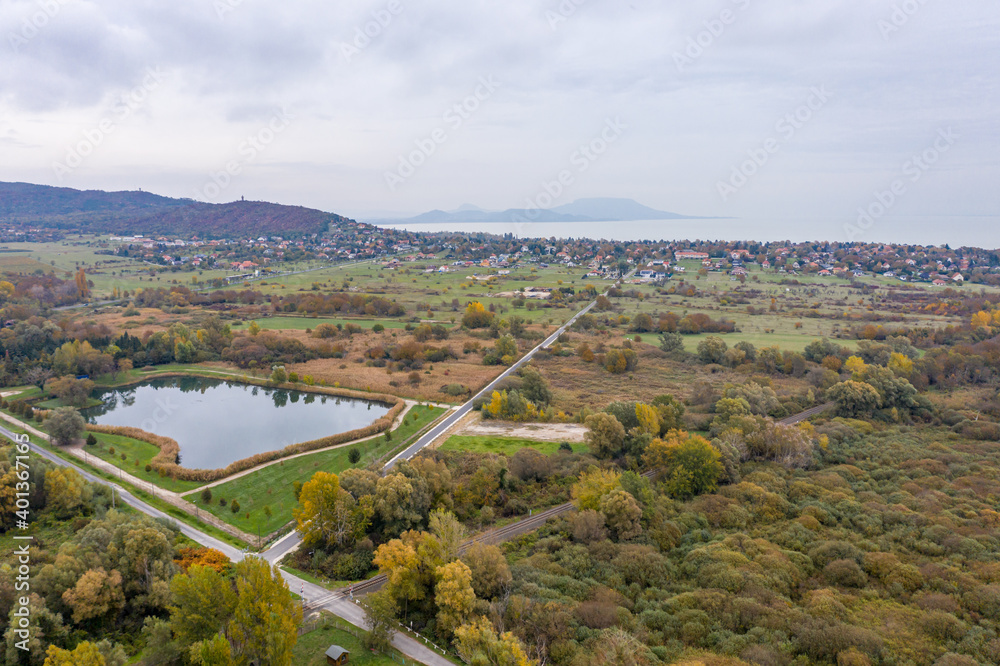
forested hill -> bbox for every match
[0,181,351,237]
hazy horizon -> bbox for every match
[1,1,998,245]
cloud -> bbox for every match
[0,0,996,224]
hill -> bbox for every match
[0,181,351,237]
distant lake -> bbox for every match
[377,216,999,248]
[82,377,390,469]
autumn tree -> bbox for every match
[44,467,91,518]
[294,471,372,550]
[599,490,643,541]
[828,380,882,418]
[584,413,626,459]
[44,641,103,666]
[644,430,723,499]
[697,336,728,364]
[46,376,95,408]
[169,565,237,648]
[460,542,512,600]
[571,467,621,511]
[61,567,125,624]
[435,560,476,636]
[454,616,534,666]
[228,557,301,666]
[462,302,494,329]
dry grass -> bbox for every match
[532,332,814,415]
[283,328,514,402]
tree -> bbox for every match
[462,302,494,328]
[697,336,728,364]
[460,542,511,599]
[188,634,232,665]
[828,380,882,418]
[599,490,643,541]
[270,366,287,383]
[348,447,361,464]
[634,403,661,437]
[644,431,723,498]
[44,641,104,666]
[435,560,476,636]
[604,348,637,374]
[454,616,534,666]
[361,590,397,654]
[571,467,621,510]
[374,472,429,536]
[47,376,94,407]
[429,509,465,563]
[228,557,301,666]
[518,366,552,405]
[44,467,91,518]
[630,313,654,332]
[294,471,371,549]
[651,394,685,433]
[584,413,626,459]
[659,332,685,355]
[373,538,423,604]
[62,567,125,623]
[47,407,85,446]
[169,565,237,648]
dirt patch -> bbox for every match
[456,412,588,442]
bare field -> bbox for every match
[455,412,589,441]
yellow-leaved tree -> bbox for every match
[454,616,535,666]
[435,560,476,636]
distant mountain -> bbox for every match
[0,181,352,237]
[551,197,691,221]
[368,197,710,225]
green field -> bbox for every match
[184,405,447,536]
[83,432,202,494]
[440,435,587,456]
[292,618,398,666]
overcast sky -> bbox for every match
[1,0,998,226]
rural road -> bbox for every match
[384,272,634,470]
[0,423,452,666]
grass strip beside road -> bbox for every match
[440,434,588,456]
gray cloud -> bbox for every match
[0,0,996,225]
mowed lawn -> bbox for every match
[292,619,398,666]
[85,432,202,493]
[185,405,447,536]
[440,435,588,456]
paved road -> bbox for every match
[0,423,449,665]
[383,281,624,470]
[0,423,245,561]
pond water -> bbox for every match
[82,376,391,469]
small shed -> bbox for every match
[325,645,350,665]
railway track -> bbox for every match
[778,401,835,425]
[303,411,825,610]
